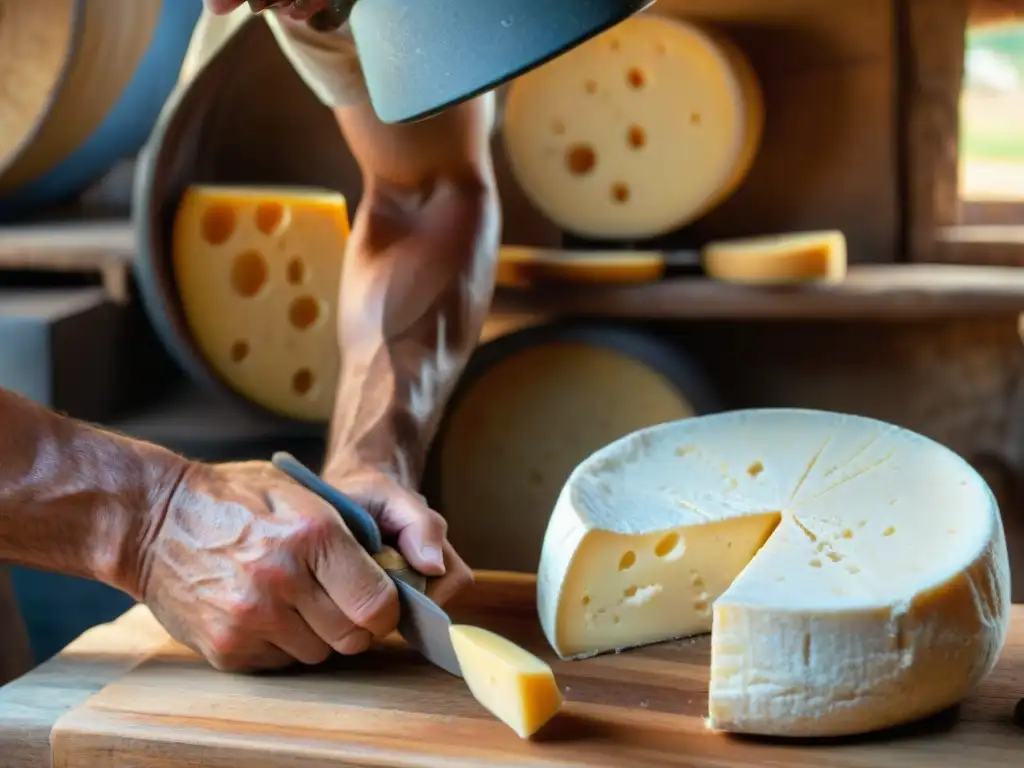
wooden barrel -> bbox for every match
[0,0,202,217]
[132,15,556,425]
[423,322,722,573]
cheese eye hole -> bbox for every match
[627,125,646,149]
[200,204,235,245]
[286,257,306,285]
[231,250,269,298]
[654,532,682,559]
[584,79,598,94]
[289,295,321,330]
[618,551,636,571]
[292,368,315,395]
[691,112,701,126]
[611,182,630,203]
[255,201,287,235]
[229,340,249,363]
[566,144,597,175]
[626,67,646,89]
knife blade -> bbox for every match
[271,452,463,677]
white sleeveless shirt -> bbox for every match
[181,5,368,108]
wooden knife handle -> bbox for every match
[373,545,429,594]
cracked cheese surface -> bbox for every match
[537,408,1011,737]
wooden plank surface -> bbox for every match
[0,606,169,768]
[23,572,1022,768]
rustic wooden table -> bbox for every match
[0,606,167,768]
[2,594,1022,768]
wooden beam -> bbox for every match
[898,0,968,263]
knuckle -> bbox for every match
[292,513,337,550]
[348,576,398,632]
[224,590,266,626]
[206,625,246,660]
[248,559,298,595]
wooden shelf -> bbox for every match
[490,264,1024,321]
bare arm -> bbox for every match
[324,94,501,488]
[0,388,184,595]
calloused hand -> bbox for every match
[138,460,406,671]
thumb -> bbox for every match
[375,487,448,577]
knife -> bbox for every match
[271,452,463,678]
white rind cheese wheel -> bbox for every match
[173,185,350,421]
[502,13,764,239]
[536,408,1011,737]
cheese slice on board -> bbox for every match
[173,185,350,421]
[449,624,563,739]
[537,408,1011,737]
[502,13,763,239]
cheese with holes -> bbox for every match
[502,13,763,239]
[449,624,563,739]
[537,408,1010,737]
[173,185,350,421]
[702,230,848,284]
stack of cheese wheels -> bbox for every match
[502,11,763,239]
[0,0,200,213]
[537,408,1011,737]
[426,324,719,573]
[172,185,350,422]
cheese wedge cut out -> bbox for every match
[502,13,763,239]
[537,408,1010,737]
[702,230,848,284]
[173,185,350,421]
[449,625,563,739]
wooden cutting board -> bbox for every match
[51,572,1024,767]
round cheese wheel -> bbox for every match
[502,13,764,240]
[425,324,720,572]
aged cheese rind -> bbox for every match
[536,408,1010,737]
[449,624,563,739]
[502,13,763,240]
[173,185,350,421]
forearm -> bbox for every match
[326,176,500,486]
[0,388,186,593]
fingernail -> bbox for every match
[420,546,443,567]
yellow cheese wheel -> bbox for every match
[172,185,350,422]
[502,13,763,240]
[428,327,717,572]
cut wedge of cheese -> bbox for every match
[537,408,1011,737]
[502,13,763,239]
[173,185,350,421]
[702,230,848,284]
[449,624,563,739]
